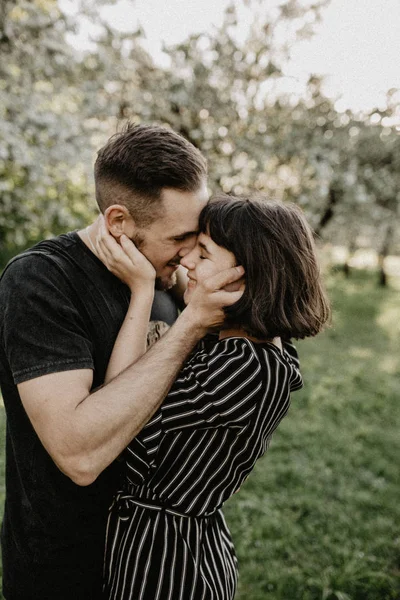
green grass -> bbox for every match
[0,270,399,599]
[225,270,400,599]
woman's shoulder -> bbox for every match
[205,334,280,356]
[200,334,261,359]
[192,335,301,383]
[184,335,263,380]
[211,336,302,377]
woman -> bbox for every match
[100,195,330,600]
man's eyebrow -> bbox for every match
[168,230,198,240]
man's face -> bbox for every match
[132,183,209,290]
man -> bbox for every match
[0,123,243,599]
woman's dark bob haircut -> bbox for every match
[199,194,331,340]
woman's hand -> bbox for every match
[96,217,156,293]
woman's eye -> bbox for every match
[199,254,207,260]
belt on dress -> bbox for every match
[112,492,218,520]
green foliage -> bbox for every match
[0,0,399,266]
[0,0,98,262]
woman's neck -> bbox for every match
[218,327,282,350]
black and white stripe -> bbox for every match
[104,337,303,599]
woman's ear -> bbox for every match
[104,205,135,239]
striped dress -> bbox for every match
[103,336,303,600]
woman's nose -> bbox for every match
[180,250,196,270]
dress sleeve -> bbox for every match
[154,337,263,432]
[282,339,300,368]
[0,254,94,384]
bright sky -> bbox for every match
[62,0,400,113]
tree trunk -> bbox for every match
[343,261,351,278]
[315,185,340,237]
[343,241,357,278]
[377,223,394,287]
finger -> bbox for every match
[121,235,157,276]
[98,236,126,264]
[211,289,243,307]
[223,277,245,293]
[97,223,125,261]
[204,265,245,291]
[98,236,132,273]
[119,234,143,261]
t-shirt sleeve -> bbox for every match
[0,253,94,384]
[152,338,263,433]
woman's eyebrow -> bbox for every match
[198,241,211,254]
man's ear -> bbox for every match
[104,205,136,239]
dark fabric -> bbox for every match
[0,231,178,600]
[104,337,303,599]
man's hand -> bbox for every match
[182,265,245,333]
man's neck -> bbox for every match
[78,221,99,257]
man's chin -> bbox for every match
[155,272,177,291]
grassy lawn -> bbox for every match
[0,269,399,599]
[225,270,400,599]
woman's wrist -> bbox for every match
[128,280,155,297]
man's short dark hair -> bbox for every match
[94,123,207,226]
[199,194,331,339]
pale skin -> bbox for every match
[17,186,244,486]
[107,230,282,387]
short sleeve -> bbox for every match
[0,254,94,384]
[282,340,300,368]
[156,338,263,432]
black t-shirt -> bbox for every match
[0,231,178,599]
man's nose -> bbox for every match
[178,236,197,258]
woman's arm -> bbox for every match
[98,233,156,383]
[105,287,154,382]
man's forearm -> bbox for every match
[50,264,243,485]
[72,311,204,484]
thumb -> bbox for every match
[206,265,245,291]
[223,277,245,293]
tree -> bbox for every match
[1,0,399,283]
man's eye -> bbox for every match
[199,254,207,260]
[174,236,186,242]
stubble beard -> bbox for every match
[132,232,179,291]
[155,271,177,291]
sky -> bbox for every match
[62,0,400,114]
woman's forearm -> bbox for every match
[105,288,154,383]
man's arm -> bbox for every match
[18,265,244,486]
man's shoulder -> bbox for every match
[1,232,83,279]
[7,231,78,263]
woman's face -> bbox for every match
[180,232,236,304]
